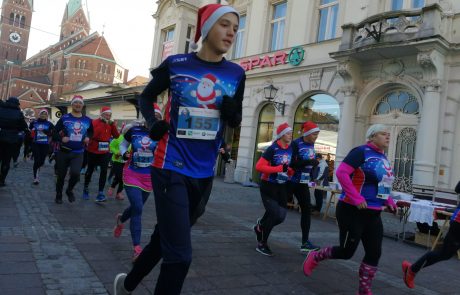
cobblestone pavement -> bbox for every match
[0,160,458,294]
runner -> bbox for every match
[113,4,245,294]
[302,124,397,295]
[112,120,157,261]
[107,126,128,200]
[288,121,321,253]
[82,106,119,202]
[54,95,93,204]
[402,179,460,289]
[253,122,294,256]
[29,109,55,184]
[0,97,28,186]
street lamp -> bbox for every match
[5,61,14,100]
[263,84,285,115]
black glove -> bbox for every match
[221,95,239,124]
[149,120,169,141]
[221,152,231,163]
[122,152,130,161]
[282,163,289,173]
[289,158,318,169]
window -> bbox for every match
[373,91,419,115]
[270,2,286,51]
[232,15,246,59]
[9,13,14,25]
[20,16,25,28]
[162,27,175,60]
[391,0,425,10]
[318,0,338,42]
[184,25,194,53]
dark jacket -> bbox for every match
[455,180,460,194]
[0,100,29,143]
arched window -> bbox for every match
[9,13,14,25]
[252,104,275,182]
[20,16,25,28]
[373,90,419,115]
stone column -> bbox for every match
[413,80,442,187]
[335,87,357,163]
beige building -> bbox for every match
[150,0,460,199]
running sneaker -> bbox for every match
[132,245,142,262]
[33,178,39,185]
[82,188,90,200]
[107,187,114,197]
[302,251,318,276]
[256,243,273,257]
[95,192,107,202]
[402,260,415,289]
[66,190,75,203]
[113,214,124,238]
[300,240,320,253]
[253,218,263,243]
[113,273,131,295]
[55,193,63,204]
[116,192,125,200]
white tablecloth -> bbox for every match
[407,200,436,226]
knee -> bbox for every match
[274,208,287,225]
[131,204,143,216]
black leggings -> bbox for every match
[412,221,460,273]
[55,151,83,196]
[12,140,23,162]
[32,143,49,178]
[110,162,124,193]
[331,201,383,266]
[84,152,110,192]
[259,181,288,243]
[0,141,16,183]
[288,182,312,243]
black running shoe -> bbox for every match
[256,243,274,257]
[66,190,75,203]
[300,240,320,253]
[55,194,63,204]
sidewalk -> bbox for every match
[0,160,458,294]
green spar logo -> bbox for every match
[288,47,305,66]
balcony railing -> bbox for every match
[338,4,442,51]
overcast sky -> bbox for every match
[26,0,157,80]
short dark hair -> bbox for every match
[315,153,322,159]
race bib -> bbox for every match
[98,142,109,152]
[276,172,289,184]
[133,151,153,168]
[299,172,310,184]
[176,107,220,140]
[377,175,393,200]
[69,133,83,142]
[36,131,48,143]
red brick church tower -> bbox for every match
[60,0,90,41]
[0,0,33,65]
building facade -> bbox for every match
[150,0,460,196]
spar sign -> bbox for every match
[239,46,304,72]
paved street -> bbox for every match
[0,160,458,295]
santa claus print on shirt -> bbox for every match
[191,73,221,109]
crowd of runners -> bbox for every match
[0,3,459,295]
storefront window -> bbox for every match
[252,104,275,182]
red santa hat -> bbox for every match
[302,121,320,137]
[100,106,112,115]
[153,103,162,116]
[276,122,292,140]
[202,73,217,86]
[190,4,239,50]
[71,95,84,105]
[38,109,48,115]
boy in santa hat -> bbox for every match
[288,121,321,253]
[54,95,93,204]
[253,122,294,256]
[29,109,55,184]
[114,3,245,295]
[83,106,120,202]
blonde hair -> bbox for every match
[366,124,388,140]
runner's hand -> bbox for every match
[357,200,367,210]
[83,137,90,144]
[62,136,70,143]
[282,163,289,173]
[149,120,169,141]
[122,152,130,161]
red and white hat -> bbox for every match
[191,4,239,50]
[276,122,292,140]
[100,106,112,115]
[302,121,320,137]
[202,73,217,86]
[153,103,162,117]
[71,95,84,105]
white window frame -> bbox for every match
[390,0,425,10]
[161,26,175,61]
[317,0,339,42]
[232,14,246,59]
[270,2,287,51]
[184,25,194,53]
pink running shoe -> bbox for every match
[132,245,142,262]
[116,192,125,200]
[113,214,124,238]
[302,251,318,276]
[107,187,114,197]
[402,260,415,289]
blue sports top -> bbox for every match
[139,53,246,178]
[290,137,316,184]
[29,119,54,144]
[55,113,93,153]
[339,144,395,208]
[260,141,293,184]
[124,126,157,175]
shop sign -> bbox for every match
[240,46,305,72]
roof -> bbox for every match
[127,76,149,87]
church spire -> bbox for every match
[60,0,90,41]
